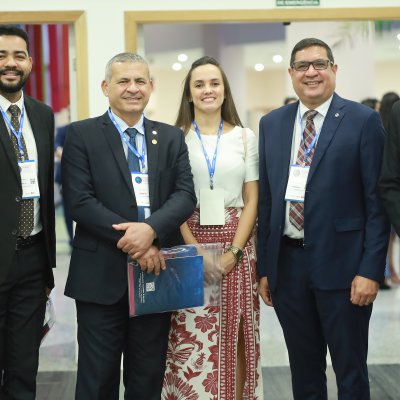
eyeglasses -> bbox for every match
[291,59,333,71]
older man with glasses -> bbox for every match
[257,38,389,400]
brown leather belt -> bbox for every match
[282,235,304,248]
[15,232,42,250]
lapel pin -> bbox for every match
[152,130,157,135]
[335,113,339,117]
[152,139,157,145]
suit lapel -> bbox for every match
[280,103,298,191]
[144,118,158,206]
[101,112,134,192]
[101,114,160,206]
[25,97,47,193]
[307,93,345,183]
[0,106,20,180]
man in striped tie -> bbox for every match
[257,38,389,400]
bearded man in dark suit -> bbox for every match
[0,25,55,399]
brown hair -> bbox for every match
[175,56,243,134]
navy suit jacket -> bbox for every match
[0,96,55,287]
[62,112,196,304]
[257,93,389,291]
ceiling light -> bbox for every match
[272,54,283,64]
[172,62,182,71]
[178,53,188,62]
[254,63,265,72]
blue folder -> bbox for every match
[128,250,204,316]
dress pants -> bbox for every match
[75,294,171,400]
[0,239,47,400]
[272,242,372,400]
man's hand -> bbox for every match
[112,222,155,258]
[136,245,166,276]
[259,276,273,307]
[350,275,379,306]
[45,287,52,296]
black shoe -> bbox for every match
[380,281,391,290]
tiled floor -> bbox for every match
[38,209,400,398]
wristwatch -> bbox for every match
[227,245,243,264]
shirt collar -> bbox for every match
[0,92,24,114]
[110,110,145,136]
[298,94,333,120]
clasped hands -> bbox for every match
[112,222,166,276]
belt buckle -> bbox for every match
[15,239,23,251]
[15,235,33,250]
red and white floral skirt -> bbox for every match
[162,208,263,400]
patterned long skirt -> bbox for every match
[162,208,263,400]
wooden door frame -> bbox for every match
[124,8,400,52]
[0,11,88,119]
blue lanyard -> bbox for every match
[193,119,223,189]
[0,104,26,160]
[107,109,147,172]
[297,107,321,164]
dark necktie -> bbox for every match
[289,109,318,231]
[8,104,34,238]
[126,128,140,173]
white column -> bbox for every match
[202,26,247,125]
[219,45,247,124]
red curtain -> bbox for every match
[25,25,44,102]
[24,24,69,112]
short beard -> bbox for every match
[0,68,29,94]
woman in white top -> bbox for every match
[162,56,263,400]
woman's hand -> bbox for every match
[220,251,237,276]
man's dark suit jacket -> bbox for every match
[257,93,389,291]
[0,95,55,287]
[380,100,400,234]
[62,112,196,304]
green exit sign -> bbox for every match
[276,0,320,6]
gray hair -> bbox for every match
[104,52,150,82]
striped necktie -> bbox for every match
[126,127,140,173]
[289,109,318,231]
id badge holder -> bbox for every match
[284,165,309,202]
[19,159,40,199]
[199,188,225,225]
[131,173,151,219]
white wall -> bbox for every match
[146,68,186,125]
[375,61,400,100]
[1,0,399,117]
